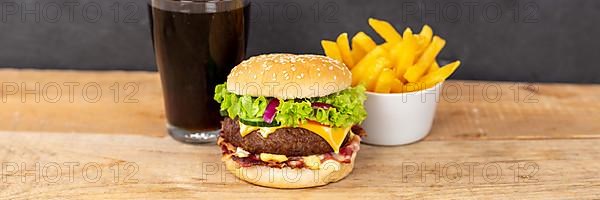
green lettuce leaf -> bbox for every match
[214,83,367,127]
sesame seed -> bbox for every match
[334,76,337,80]
[329,66,334,70]
[291,67,296,71]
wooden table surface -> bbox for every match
[0,69,599,199]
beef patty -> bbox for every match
[220,117,365,156]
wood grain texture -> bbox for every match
[430,81,600,140]
[0,131,598,199]
[0,69,598,199]
[1,69,599,140]
[0,69,166,136]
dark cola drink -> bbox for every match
[151,0,250,143]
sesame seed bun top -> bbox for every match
[226,54,352,99]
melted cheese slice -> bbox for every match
[238,121,351,153]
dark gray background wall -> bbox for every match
[0,0,599,83]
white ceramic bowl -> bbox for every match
[361,83,443,146]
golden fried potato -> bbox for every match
[352,32,377,52]
[428,61,440,74]
[321,18,459,94]
[374,68,396,93]
[351,59,375,86]
[351,46,388,86]
[392,28,418,81]
[390,78,404,93]
[416,25,433,55]
[419,61,461,86]
[350,37,367,62]
[368,18,402,43]
[336,33,355,68]
[364,57,391,91]
[404,36,446,82]
[402,27,415,40]
[381,42,396,50]
[321,40,343,62]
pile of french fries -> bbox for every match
[321,18,461,93]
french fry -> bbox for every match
[336,33,355,68]
[402,27,415,41]
[392,28,418,80]
[353,46,388,70]
[320,19,459,94]
[420,25,433,43]
[368,18,402,43]
[403,36,446,82]
[417,36,445,68]
[381,42,396,50]
[374,68,396,93]
[403,65,425,84]
[419,61,461,86]
[352,32,377,52]
[405,61,460,92]
[350,32,368,62]
[351,58,376,86]
[390,78,404,93]
[416,25,433,55]
[321,40,343,62]
[388,43,401,62]
[428,61,440,74]
[364,57,391,91]
[351,38,367,62]
[351,46,388,86]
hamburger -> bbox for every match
[213,54,367,188]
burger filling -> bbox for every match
[218,133,361,170]
[214,82,368,170]
[219,117,366,156]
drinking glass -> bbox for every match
[150,0,250,143]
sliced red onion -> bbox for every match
[263,98,280,123]
[311,102,333,109]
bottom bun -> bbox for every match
[222,148,358,189]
